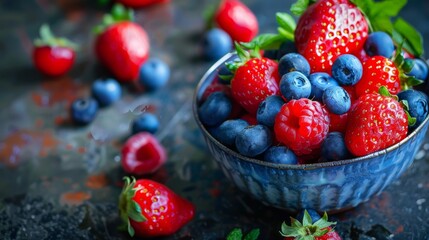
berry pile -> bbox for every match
[198,0,429,164]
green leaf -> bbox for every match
[226,228,243,240]
[244,228,260,240]
[302,210,312,226]
[290,0,311,16]
[393,17,424,57]
[278,27,294,41]
[371,17,394,35]
[241,33,286,50]
[276,12,296,33]
[371,0,406,18]
[111,3,134,21]
[127,219,135,237]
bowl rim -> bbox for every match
[192,52,429,170]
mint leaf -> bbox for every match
[393,17,424,57]
[290,0,312,16]
[244,229,260,240]
[371,0,406,18]
[226,228,243,240]
[241,33,286,50]
[276,12,296,33]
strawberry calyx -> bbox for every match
[34,24,78,50]
[118,176,146,237]
[280,210,336,240]
[391,46,425,90]
[93,3,134,34]
[379,86,417,126]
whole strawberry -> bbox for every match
[94,4,150,82]
[119,177,195,237]
[345,87,410,156]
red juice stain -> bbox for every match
[60,191,91,206]
[86,174,108,189]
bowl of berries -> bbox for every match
[193,0,429,213]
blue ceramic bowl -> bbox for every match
[192,53,429,213]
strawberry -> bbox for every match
[116,0,169,8]
[119,177,195,237]
[33,24,77,77]
[345,87,410,156]
[94,4,150,82]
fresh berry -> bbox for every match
[294,0,368,73]
[364,31,395,58]
[214,0,259,43]
[408,58,429,81]
[235,125,272,157]
[328,112,348,133]
[322,86,351,115]
[131,112,160,134]
[397,89,429,131]
[278,53,310,77]
[116,0,169,8]
[210,119,249,147]
[201,81,231,101]
[119,177,194,237]
[257,95,285,128]
[321,132,351,161]
[345,88,409,156]
[279,71,311,101]
[121,132,166,175]
[202,28,232,61]
[309,72,339,102]
[198,92,232,127]
[33,24,77,77]
[70,97,99,125]
[331,54,363,86]
[263,146,298,164]
[274,98,330,157]
[94,4,150,82]
[91,78,122,107]
[295,209,321,223]
[138,58,170,91]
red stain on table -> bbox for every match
[85,173,108,189]
[60,191,91,206]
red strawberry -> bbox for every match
[214,0,259,43]
[33,25,77,77]
[294,0,368,73]
[274,98,330,157]
[119,177,195,237]
[345,87,409,156]
[116,0,169,8]
[94,4,150,82]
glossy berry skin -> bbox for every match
[354,56,400,97]
[408,58,429,81]
[263,146,298,164]
[331,54,363,86]
[139,58,170,91]
[131,113,160,134]
[295,209,321,223]
[321,131,350,161]
[257,95,285,127]
[198,92,232,127]
[202,28,232,61]
[121,132,166,175]
[116,0,169,8]
[235,125,272,157]
[398,89,429,131]
[95,21,150,82]
[214,0,258,43]
[329,112,348,133]
[279,71,311,101]
[309,72,339,102]
[210,119,249,147]
[33,46,75,77]
[295,0,368,73]
[274,99,330,157]
[278,53,311,77]
[70,97,99,125]
[91,78,122,107]
[322,86,351,115]
[345,93,408,156]
[364,31,395,58]
[231,57,280,114]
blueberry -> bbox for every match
[279,71,311,100]
[235,125,272,157]
[198,92,232,127]
[331,54,363,86]
[131,113,159,134]
[278,53,310,77]
[263,146,297,164]
[276,41,298,60]
[322,86,351,115]
[210,119,249,147]
[295,209,321,223]
[217,58,239,84]
[257,95,285,127]
[309,72,339,102]
[70,97,99,125]
[398,89,429,131]
[408,58,429,81]
[91,78,122,107]
[321,132,351,161]
[202,28,232,61]
[139,58,170,92]
[364,31,395,58]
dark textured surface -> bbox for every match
[0,0,429,239]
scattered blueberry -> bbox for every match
[131,112,160,134]
[279,71,311,100]
[277,41,298,60]
[210,119,249,147]
[235,125,273,157]
[322,86,351,115]
[278,53,311,77]
[138,58,170,92]
[202,28,232,61]
[70,97,99,125]
[321,132,351,161]
[91,78,122,107]
[364,31,395,58]
[263,146,297,164]
[309,72,339,102]
[295,209,321,223]
[331,54,363,86]
[398,89,429,131]
[198,92,232,127]
[408,58,429,81]
[257,95,285,127]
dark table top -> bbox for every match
[1,0,429,239]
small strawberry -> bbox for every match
[94,4,150,82]
[119,177,195,237]
[33,24,77,77]
[116,0,169,8]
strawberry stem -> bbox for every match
[93,3,134,35]
[34,24,78,50]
